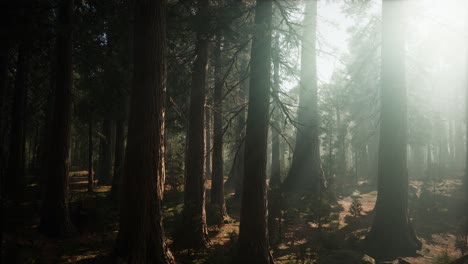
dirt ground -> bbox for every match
[2,173,467,263]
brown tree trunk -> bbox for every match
[39,0,75,237]
[177,0,210,249]
[113,0,174,262]
[0,41,9,182]
[205,97,212,180]
[226,61,248,197]
[110,101,126,201]
[211,33,228,224]
[364,0,421,257]
[87,110,94,192]
[270,32,281,188]
[7,41,29,200]
[98,117,113,185]
[237,0,274,263]
[282,0,324,193]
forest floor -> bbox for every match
[2,172,467,263]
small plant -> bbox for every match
[348,197,362,217]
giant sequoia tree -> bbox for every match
[210,32,229,224]
[113,0,174,262]
[40,0,74,236]
[364,0,421,257]
[237,0,274,263]
[282,0,324,192]
[177,0,210,249]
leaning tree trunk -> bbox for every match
[7,40,29,201]
[282,0,324,193]
[211,32,228,225]
[113,0,174,262]
[40,0,74,237]
[364,0,421,258]
[237,0,274,263]
[177,0,210,249]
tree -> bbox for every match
[87,109,93,192]
[113,0,174,262]
[210,32,229,224]
[40,0,75,236]
[282,0,324,192]
[237,0,274,263]
[270,32,281,188]
[97,117,113,185]
[177,0,210,249]
[364,0,421,257]
[7,40,29,200]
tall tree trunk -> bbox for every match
[113,0,174,262]
[87,110,94,192]
[364,0,421,257]
[205,97,212,180]
[98,117,113,185]
[211,32,228,224]
[111,99,127,201]
[177,0,210,249]
[39,0,74,236]
[336,107,346,187]
[282,0,324,193]
[270,32,281,188]
[237,0,274,263]
[7,41,29,200]
[226,57,248,197]
[0,41,9,183]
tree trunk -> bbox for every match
[211,32,228,224]
[7,41,29,200]
[226,57,248,197]
[336,107,346,187]
[113,0,174,262]
[282,0,324,193]
[98,117,113,185]
[39,0,75,237]
[177,0,210,249]
[87,110,94,192]
[205,97,212,180]
[364,0,421,257]
[237,0,274,263]
[270,32,281,188]
[0,41,9,183]
[111,100,127,201]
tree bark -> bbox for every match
[0,41,8,184]
[205,97,212,180]
[282,0,324,193]
[113,0,174,262]
[177,0,210,249]
[226,57,248,198]
[110,100,126,201]
[7,41,29,200]
[364,0,421,257]
[39,0,75,237]
[237,0,274,263]
[270,32,281,188]
[98,117,113,185]
[211,32,228,224]
[87,110,94,192]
